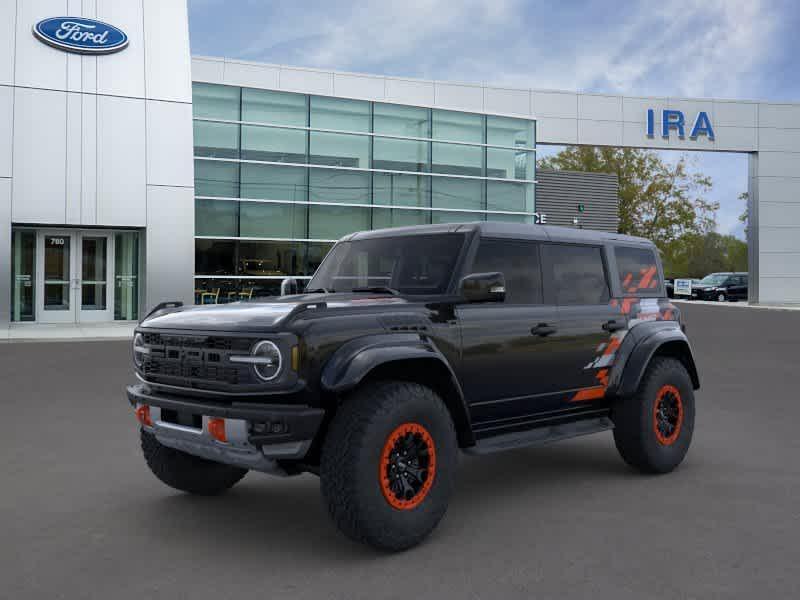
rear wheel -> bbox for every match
[320,381,458,551]
[140,429,247,495]
[612,357,695,474]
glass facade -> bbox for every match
[192,82,536,300]
[11,230,35,322]
[114,232,140,321]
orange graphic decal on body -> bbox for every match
[570,297,679,403]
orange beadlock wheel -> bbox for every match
[379,423,436,510]
[653,384,684,446]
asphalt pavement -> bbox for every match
[1,302,799,599]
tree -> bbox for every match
[660,232,748,278]
[538,147,718,248]
[738,191,749,235]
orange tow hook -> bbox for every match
[135,404,152,427]
[207,418,227,443]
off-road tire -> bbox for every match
[140,429,247,495]
[320,381,458,551]
[612,357,695,474]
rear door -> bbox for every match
[540,243,619,405]
[456,238,560,429]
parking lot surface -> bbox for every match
[2,302,799,599]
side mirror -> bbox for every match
[280,277,299,296]
[459,272,506,303]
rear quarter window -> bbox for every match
[543,244,610,305]
[615,246,662,295]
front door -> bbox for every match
[36,231,114,323]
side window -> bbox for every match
[614,246,662,294]
[471,239,542,304]
[544,244,610,305]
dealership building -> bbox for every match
[2,1,800,332]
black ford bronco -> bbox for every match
[128,222,699,551]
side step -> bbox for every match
[465,416,614,456]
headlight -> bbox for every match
[133,332,148,368]
[231,340,282,382]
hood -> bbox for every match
[140,293,411,332]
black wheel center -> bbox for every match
[656,391,680,437]
[385,432,431,501]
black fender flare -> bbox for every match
[608,324,700,399]
[321,333,474,446]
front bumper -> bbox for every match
[692,289,721,300]
[127,383,325,475]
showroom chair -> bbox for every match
[201,288,220,304]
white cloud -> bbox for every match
[211,0,780,99]
[599,0,780,98]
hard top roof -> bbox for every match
[345,221,653,247]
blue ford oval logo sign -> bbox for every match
[33,17,128,55]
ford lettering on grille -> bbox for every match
[140,334,257,390]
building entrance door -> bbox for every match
[36,231,114,324]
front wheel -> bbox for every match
[140,430,247,495]
[717,293,727,302]
[320,381,458,551]
[612,357,695,474]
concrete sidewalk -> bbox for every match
[672,298,800,311]
[1,322,136,342]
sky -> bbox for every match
[188,0,800,240]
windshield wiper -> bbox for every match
[305,287,334,294]
[350,286,400,296]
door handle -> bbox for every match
[603,319,626,332]
[531,323,557,337]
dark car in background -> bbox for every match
[691,272,748,302]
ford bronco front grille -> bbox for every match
[139,333,260,391]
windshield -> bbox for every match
[307,233,466,295]
[699,274,728,285]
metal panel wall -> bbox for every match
[145,185,194,311]
[535,170,619,233]
[11,87,67,224]
[0,86,12,179]
[143,0,192,103]
[96,95,147,226]
[0,2,15,86]
[96,0,146,99]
